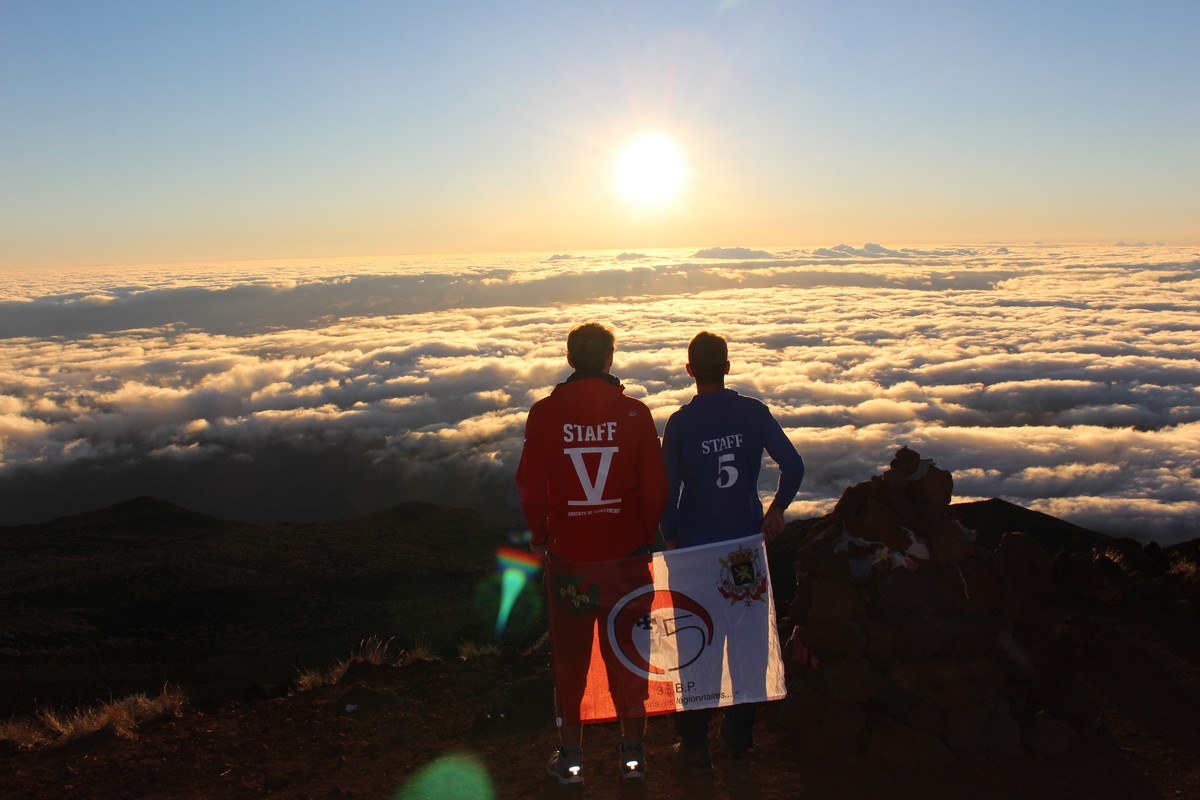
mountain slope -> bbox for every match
[0,498,526,718]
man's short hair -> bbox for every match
[567,323,615,373]
[688,331,728,384]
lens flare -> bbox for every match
[394,753,495,800]
[495,545,542,638]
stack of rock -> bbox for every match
[778,446,1075,764]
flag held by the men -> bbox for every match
[545,534,786,724]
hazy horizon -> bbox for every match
[2,243,1197,545]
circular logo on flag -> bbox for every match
[607,587,714,679]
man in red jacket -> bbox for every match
[517,322,668,786]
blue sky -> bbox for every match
[2,1,1197,268]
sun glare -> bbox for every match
[615,133,686,207]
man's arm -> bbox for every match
[658,413,682,548]
[761,412,804,541]
[515,404,550,554]
[636,406,669,547]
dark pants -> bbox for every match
[674,703,757,752]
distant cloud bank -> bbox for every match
[693,246,776,259]
[2,245,1198,544]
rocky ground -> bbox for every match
[2,491,1199,799]
[2,597,1199,800]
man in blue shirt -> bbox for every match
[660,331,805,770]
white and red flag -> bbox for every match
[545,534,786,725]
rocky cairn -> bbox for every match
[778,447,1076,764]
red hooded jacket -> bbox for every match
[516,375,667,562]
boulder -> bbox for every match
[1002,684,1029,719]
[952,613,1006,657]
[870,681,914,719]
[936,555,1004,615]
[788,691,861,759]
[1103,537,1165,577]
[796,546,851,582]
[784,447,1052,764]
[907,462,954,518]
[799,620,867,659]
[864,713,956,768]
[888,657,1008,713]
[1021,711,1078,757]
[903,699,946,737]
[864,617,900,667]
[833,479,876,518]
[993,629,1036,684]
[867,568,939,616]
[823,657,884,704]
[1141,540,1170,572]
[854,497,911,550]
[1091,553,1130,593]
[789,578,814,623]
[822,700,868,742]
[995,531,1054,603]
[1054,614,1101,661]
[1053,550,1098,599]
[926,517,975,565]
[944,706,1022,758]
[776,680,826,731]
[807,576,867,623]
[897,606,968,660]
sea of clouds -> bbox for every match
[1,244,1197,544]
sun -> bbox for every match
[614,133,686,207]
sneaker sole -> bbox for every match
[620,763,646,783]
[547,759,583,786]
[620,746,646,782]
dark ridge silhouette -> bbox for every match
[952,498,1113,553]
[12,495,226,533]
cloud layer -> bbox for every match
[2,244,1198,544]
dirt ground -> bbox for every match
[4,498,1199,798]
[3,596,1199,800]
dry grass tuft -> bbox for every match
[1,685,185,750]
[294,671,326,695]
[357,634,396,665]
[520,630,550,657]
[294,666,327,692]
[325,635,396,684]
[1169,556,1199,580]
[0,717,50,749]
[458,642,501,660]
[296,636,446,692]
[1101,547,1130,571]
[396,640,441,666]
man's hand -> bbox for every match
[760,507,786,542]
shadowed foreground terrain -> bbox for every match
[2,497,1199,799]
[0,498,522,719]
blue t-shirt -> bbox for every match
[660,389,804,548]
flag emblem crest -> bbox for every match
[553,573,601,614]
[717,545,767,605]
